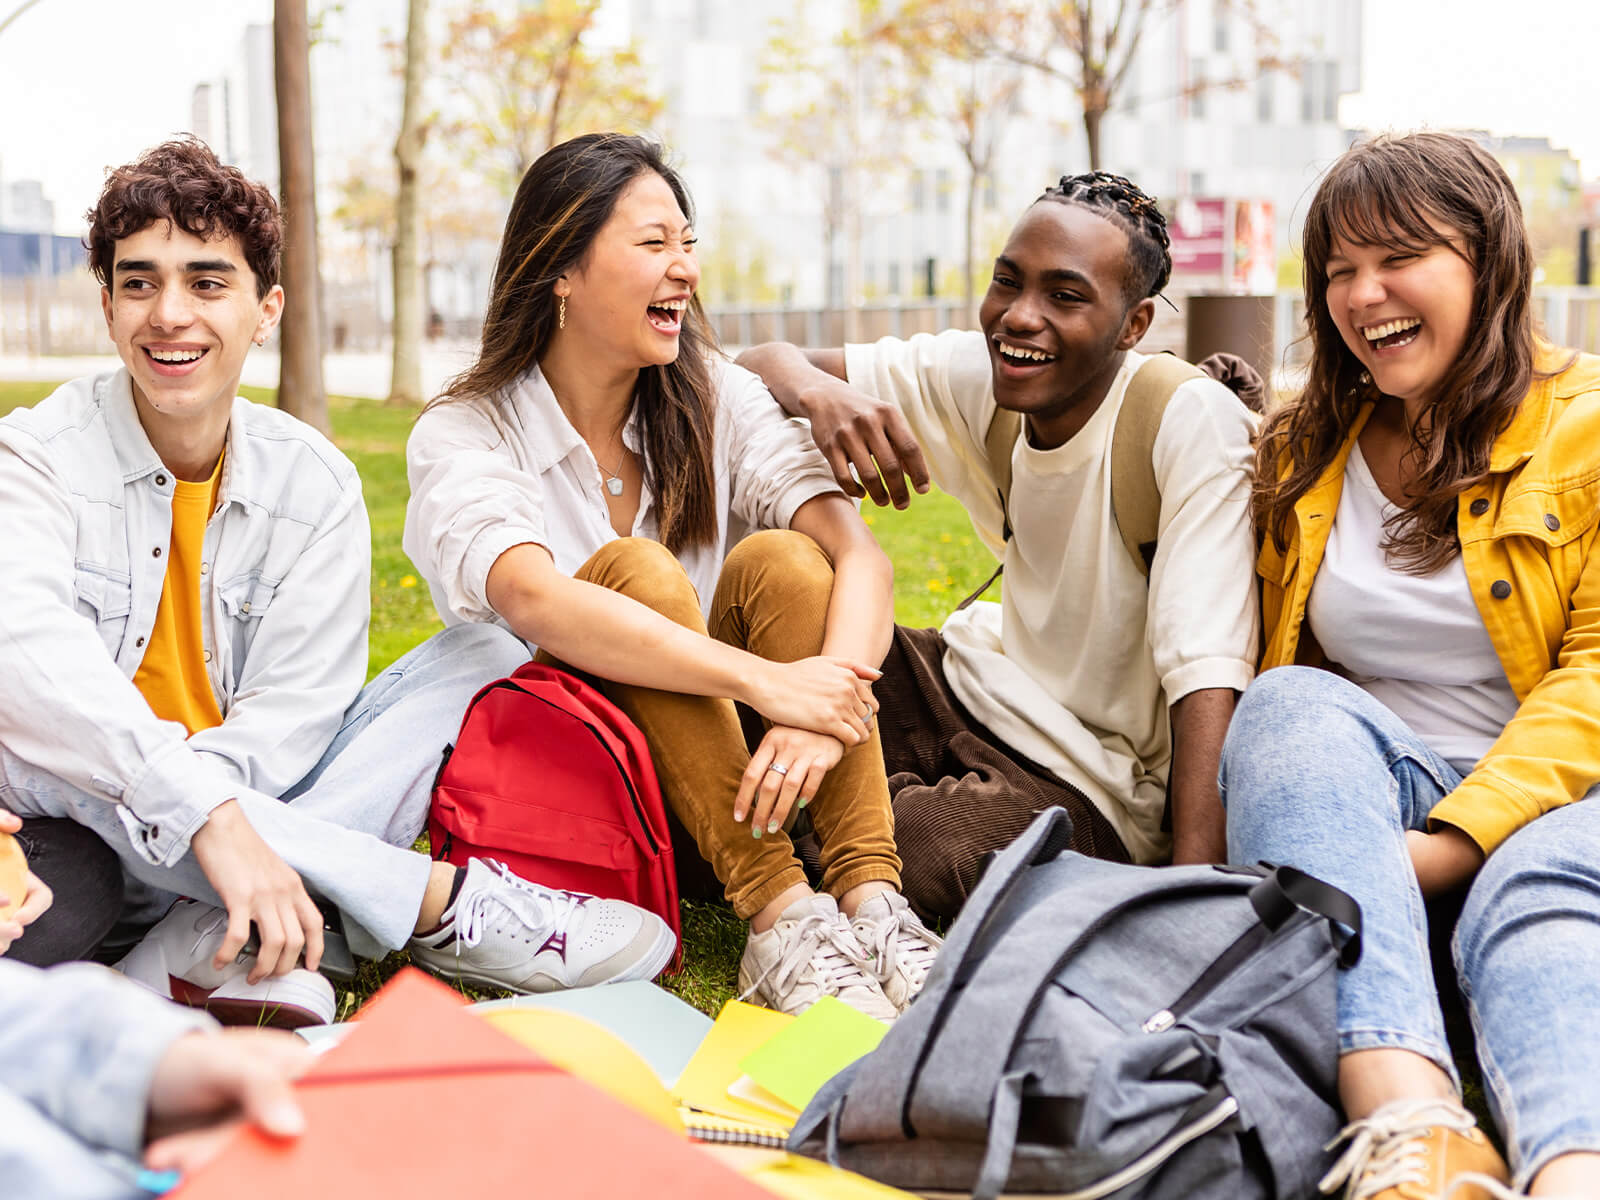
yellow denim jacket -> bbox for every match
[1259,347,1600,856]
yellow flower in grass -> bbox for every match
[400,575,418,588]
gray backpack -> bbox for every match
[788,808,1361,1200]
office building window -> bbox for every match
[1322,61,1340,121]
[1190,58,1207,119]
[1214,19,1228,52]
[1256,76,1272,123]
[936,169,952,213]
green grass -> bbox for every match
[0,380,997,1014]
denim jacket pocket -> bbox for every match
[217,573,279,682]
[73,564,133,658]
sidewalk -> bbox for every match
[0,342,479,402]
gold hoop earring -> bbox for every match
[558,296,566,331]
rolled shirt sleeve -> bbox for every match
[720,362,844,533]
[405,399,551,626]
[1145,377,1261,702]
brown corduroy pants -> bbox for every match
[539,532,902,920]
[876,624,1131,922]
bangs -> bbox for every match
[1311,156,1456,263]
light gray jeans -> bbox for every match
[0,624,528,957]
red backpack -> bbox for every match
[428,662,681,971]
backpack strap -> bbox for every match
[954,353,1204,611]
[952,407,1024,612]
[1110,352,1205,577]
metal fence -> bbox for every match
[10,270,1600,371]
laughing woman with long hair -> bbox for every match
[404,134,939,1021]
[1220,132,1600,1199]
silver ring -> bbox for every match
[768,763,789,777]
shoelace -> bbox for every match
[740,910,878,1002]
[858,904,940,987]
[1319,1098,1480,1199]
[1443,1173,1530,1200]
[453,860,584,952]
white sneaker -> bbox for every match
[738,893,897,1022]
[115,899,335,1029]
[406,858,676,993]
[850,891,942,1013]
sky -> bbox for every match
[1,0,1598,234]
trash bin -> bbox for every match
[1184,294,1275,390]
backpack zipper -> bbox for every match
[1141,920,1272,1033]
[1050,1094,1239,1200]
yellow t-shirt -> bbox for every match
[133,455,225,736]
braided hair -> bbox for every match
[1039,171,1172,306]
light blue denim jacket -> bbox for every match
[0,370,371,866]
[0,960,216,1188]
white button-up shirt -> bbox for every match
[0,370,370,866]
[404,359,841,640]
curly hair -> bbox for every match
[1253,132,1543,574]
[85,137,282,298]
[434,133,720,554]
[1039,171,1173,305]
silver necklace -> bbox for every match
[598,444,627,496]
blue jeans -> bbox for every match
[0,624,527,959]
[1222,665,1600,1185]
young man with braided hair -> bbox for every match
[741,172,1259,919]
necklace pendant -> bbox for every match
[606,476,624,496]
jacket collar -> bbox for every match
[99,367,248,508]
[1484,344,1574,473]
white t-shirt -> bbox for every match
[404,358,842,642]
[845,330,1260,862]
[1307,443,1518,774]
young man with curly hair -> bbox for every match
[0,140,674,1020]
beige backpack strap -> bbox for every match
[954,406,1024,612]
[1111,354,1205,577]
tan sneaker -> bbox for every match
[849,891,942,1013]
[738,893,896,1022]
[1319,1098,1508,1199]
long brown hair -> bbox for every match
[435,133,720,553]
[1254,132,1537,573]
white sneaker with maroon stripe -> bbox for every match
[114,899,335,1029]
[406,857,676,993]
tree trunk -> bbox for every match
[1083,104,1103,172]
[390,0,429,407]
[274,0,330,432]
[962,165,979,329]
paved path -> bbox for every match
[0,343,479,402]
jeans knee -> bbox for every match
[434,622,529,675]
[582,538,700,622]
[1222,667,1372,783]
[1458,805,1600,971]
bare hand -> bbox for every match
[190,800,324,982]
[798,376,931,509]
[144,1028,313,1175]
[742,656,880,745]
[735,726,847,833]
[1406,826,1486,898]
[0,810,51,956]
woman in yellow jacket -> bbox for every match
[1220,131,1600,1200]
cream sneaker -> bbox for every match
[849,891,942,1013]
[738,893,896,1022]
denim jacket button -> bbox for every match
[1545,512,1561,531]
[155,473,168,487]
[1491,579,1513,600]
[1469,498,1490,516]
[152,546,162,558]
